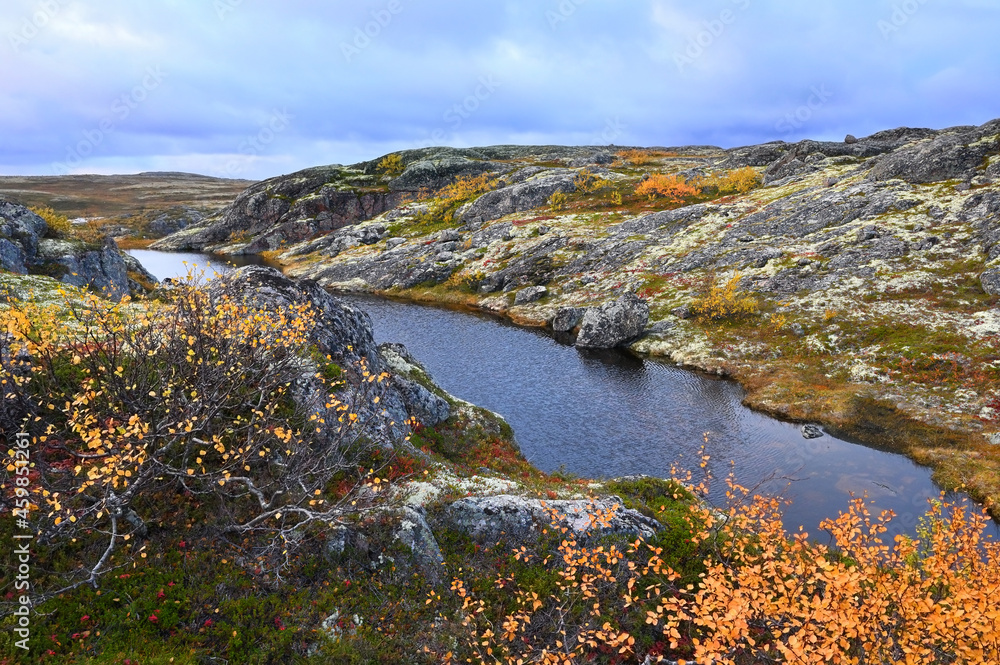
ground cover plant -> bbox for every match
[2,271,1000,663]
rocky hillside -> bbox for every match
[153,119,1000,512]
[0,199,155,300]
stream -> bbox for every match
[129,249,999,540]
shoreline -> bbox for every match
[303,277,998,521]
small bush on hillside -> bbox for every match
[635,174,701,203]
[0,272,402,606]
[377,153,405,177]
[548,191,568,211]
[30,205,73,238]
[691,271,758,320]
[693,166,763,196]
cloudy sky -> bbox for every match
[1,0,998,181]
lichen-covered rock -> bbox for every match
[37,237,131,300]
[458,171,577,225]
[514,285,547,305]
[0,200,47,273]
[444,495,660,544]
[214,265,383,371]
[868,120,1000,184]
[389,154,504,193]
[981,269,1000,296]
[152,165,403,253]
[575,293,649,349]
[394,506,445,580]
[551,307,586,332]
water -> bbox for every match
[126,249,271,281]
[129,250,999,541]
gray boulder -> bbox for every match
[391,376,450,427]
[0,238,27,274]
[981,269,1000,296]
[37,237,131,301]
[551,307,586,332]
[214,265,383,371]
[459,172,577,225]
[148,207,205,237]
[444,495,660,544]
[0,200,47,272]
[378,342,450,426]
[394,506,445,581]
[514,285,547,305]
[575,293,650,349]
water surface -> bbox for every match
[130,250,998,540]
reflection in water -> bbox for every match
[125,249,270,281]
[123,251,997,540]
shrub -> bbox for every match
[691,271,758,320]
[548,191,568,211]
[572,171,608,194]
[635,174,701,203]
[450,488,1000,664]
[377,153,405,177]
[716,166,762,195]
[439,173,498,205]
[0,272,401,604]
[615,149,679,167]
[30,205,73,238]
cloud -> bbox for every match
[0,0,998,179]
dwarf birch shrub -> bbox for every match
[691,271,758,321]
[450,484,1000,664]
[377,153,405,177]
[29,205,73,238]
[0,272,402,603]
[635,174,701,203]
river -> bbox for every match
[129,249,998,540]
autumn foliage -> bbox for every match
[635,174,701,203]
[450,483,1000,664]
[0,273,400,601]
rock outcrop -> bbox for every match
[575,293,650,349]
[458,170,577,227]
[0,199,150,300]
[213,266,451,434]
[443,494,661,544]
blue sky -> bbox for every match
[1,0,998,180]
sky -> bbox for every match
[1,0,999,181]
